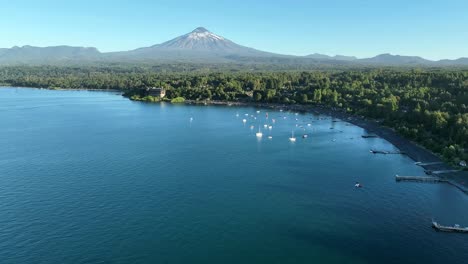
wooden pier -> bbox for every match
[427,169,461,175]
[370,149,406,155]
[395,175,447,183]
[414,161,443,166]
[432,221,468,233]
[395,175,468,194]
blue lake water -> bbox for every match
[1,87,467,264]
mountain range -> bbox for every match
[1,27,466,66]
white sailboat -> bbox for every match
[289,130,296,142]
[256,127,263,138]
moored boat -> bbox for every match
[289,131,296,142]
[256,127,263,138]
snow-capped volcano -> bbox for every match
[124,27,276,60]
[157,27,231,51]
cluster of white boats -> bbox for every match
[238,109,315,142]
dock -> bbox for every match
[426,169,461,175]
[370,149,406,155]
[396,175,468,194]
[362,134,379,138]
[395,175,447,183]
[414,161,443,166]
[432,221,468,233]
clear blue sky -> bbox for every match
[1,0,467,60]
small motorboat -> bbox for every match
[302,134,308,139]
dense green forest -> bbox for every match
[1,65,467,166]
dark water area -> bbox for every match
[1,87,467,263]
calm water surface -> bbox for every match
[1,87,467,264]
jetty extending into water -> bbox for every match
[432,221,468,233]
[395,175,468,194]
[425,169,461,175]
[370,149,406,155]
[362,134,379,138]
[395,175,447,183]
[415,161,444,166]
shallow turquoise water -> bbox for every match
[1,87,467,264]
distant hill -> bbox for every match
[437,57,468,66]
[0,27,466,66]
[359,53,432,65]
[0,45,101,64]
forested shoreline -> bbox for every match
[1,65,467,166]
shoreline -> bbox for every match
[186,99,468,194]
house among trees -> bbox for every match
[146,87,166,98]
